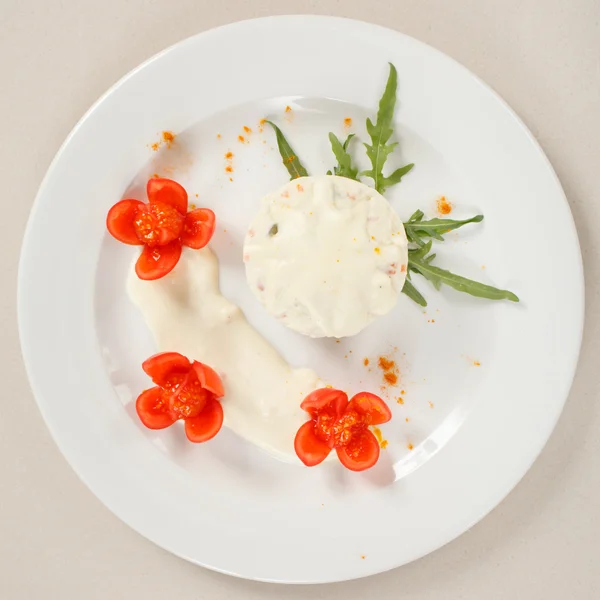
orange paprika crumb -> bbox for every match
[344,117,352,128]
[378,357,394,371]
[407,443,414,451]
[238,135,245,143]
[397,397,404,405]
[384,372,398,385]
[372,427,388,449]
[378,355,399,388]
[473,360,481,367]
[225,166,233,173]
[436,196,453,215]
[363,358,369,367]
[162,131,175,147]
[225,152,233,159]
[243,126,252,133]
[151,142,159,151]
[285,105,292,112]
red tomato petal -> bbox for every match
[348,392,392,425]
[180,208,216,250]
[184,397,224,442]
[300,388,348,418]
[106,199,145,245]
[136,387,177,430]
[135,240,182,280]
[142,352,191,386]
[191,361,224,397]
[294,420,332,466]
[336,429,380,472]
[147,178,188,215]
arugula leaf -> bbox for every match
[362,63,414,194]
[408,239,434,260]
[402,278,427,307]
[265,121,308,180]
[402,237,518,305]
[409,255,519,302]
[404,212,484,243]
[328,133,359,180]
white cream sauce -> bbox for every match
[128,247,321,462]
[243,176,409,338]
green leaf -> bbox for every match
[404,214,484,243]
[265,121,308,180]
[408,240,433,261]
[379,163,414,191]
[407,209,425,222]
[402,279,427,307]
[362,63,413,194]
[410,257,519,302]
[404,208,517,304]
[328,133,359,180]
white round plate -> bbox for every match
[18,16,583,583]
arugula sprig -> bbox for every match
[402,212,519,306]
[266,121,308,180]
[404,209,484,246]
[327,133,358,180]
[362,63,414,194]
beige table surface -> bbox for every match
[2,0,599,598]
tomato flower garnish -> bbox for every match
[294,388,392,471]
[135,352,225,443]
[106,178,216,280]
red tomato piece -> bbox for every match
[336,428,380,472]
[347,392,392,426]
[165,371,209,419]
[106,199,145,245]
[185,397,224,443]
[147,177,188,215]
[300,388,348,417]
[294,420,332,466]
[133,201,184,246]
[142,352,191,386]
[136,387,177,430]
[180,208,216,249]
[192,361,224,398]
[295,387,392,471]
[135,240,182,280]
